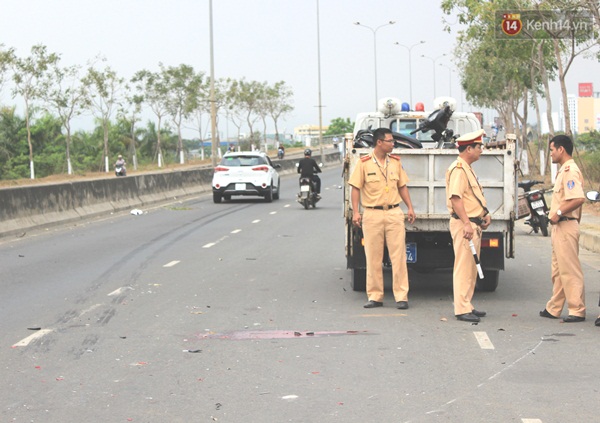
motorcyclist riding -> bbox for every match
[297,148,321,198]
[115,154,127,176]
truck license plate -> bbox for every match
[406,243,417,263]
[235,183,246,191]
[531,200,544,209]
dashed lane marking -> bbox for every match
[108,286,134,296]
[252,219,261,223]
[12,329,53,348]
[202,243,216,248]
[163,260,180,267]
[474,331,495,349]
[231,229,242,234]
[270,211,277,215]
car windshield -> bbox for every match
[221,156,266,167]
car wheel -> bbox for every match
[213,192,222,203]
[273,179,280,200]
[264,185,273,203]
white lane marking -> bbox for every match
[203,243,216,248]
[473,331,495,350]
[252,219,260,223]
[13,329,53,347]
[522,420,543,423]
[231,229,242,234]
[108,286,134,296]
[284,204,290,208]
[270,211,277,215]
[163,260,180,267]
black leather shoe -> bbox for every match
[472,309,486,317]
[539,309,559,319]
[456,313,480,322]
[363,300,383,308]
[562,315,585,323]
[396,301,408,310]
[595,317,600,327]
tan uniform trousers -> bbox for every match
[450,219,482,315]
[546,220,585,317]
[362,207,408,302]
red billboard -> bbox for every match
[579,82,593,97]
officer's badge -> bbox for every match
[567,180,575,190]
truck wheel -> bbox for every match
[476,270,499,292]
[351,268,366,291]
[539,215,549,237]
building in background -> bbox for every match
[576,82,600,133]
[559,94,578,134]
[293,124,329,142]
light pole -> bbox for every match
[421,54,446,98]
[354,20,396,109]
[439,63,453,97]
[316,0,324,162]
[394,41,425,107]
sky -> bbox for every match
[1,0,599,140]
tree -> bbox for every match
[83,59,124,172]
[40,63,89,175]
[161,63,204,164]
[120,84,144,171]
[132,69,169,167]
[9,44,60,179]
[265,81,294,143]
[229,78,263,145]
[325,117,354,136]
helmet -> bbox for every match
[304,149,312,156]
[118,154,123,159]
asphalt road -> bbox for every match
[1,163,599,423]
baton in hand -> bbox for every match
[469,240,484,279]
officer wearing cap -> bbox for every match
[539,135,586,323]
[349,127,416,309]
[445,129,491,322]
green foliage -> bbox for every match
[576,130,600,152]
[324,117,354,136]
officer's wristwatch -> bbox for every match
[556,209,562,216]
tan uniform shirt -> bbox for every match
[550,159,584,220]
[348,154,409,207]
[446,157,487,217]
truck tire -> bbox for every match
[351,268,366,291]
[476,269,499,292]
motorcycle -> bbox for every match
[115,165,127,177]
[277,147,285,160]
[297,176,320,209]
[517,180,549,236]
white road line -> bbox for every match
[163,260,180,267]
[522,419,543,423]
[108,286,134,296]
[252,219,261,223]
[270,211,277,215]
[12,329,53,348]
[284,204,290,208]
[202,243,216,248]
[231,229,242,234]
[473,331,495,350]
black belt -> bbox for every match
[366,204,400,211]
[451,213,484,225]
[558,216,578,222]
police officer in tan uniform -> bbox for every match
[539,135,586,323]
[349,128,416,309]
[446,129,491,322]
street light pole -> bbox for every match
[394,41,425,107]
[421,54,446,99]
[354,21,396,109]
[439,63,453,97]
[316,0,324,162]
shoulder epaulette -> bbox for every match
[455,161,463,168]
[360,155,371,162]
[564,165,570,171]
[389,154,401,160]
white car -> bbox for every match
[212,152,281,203]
